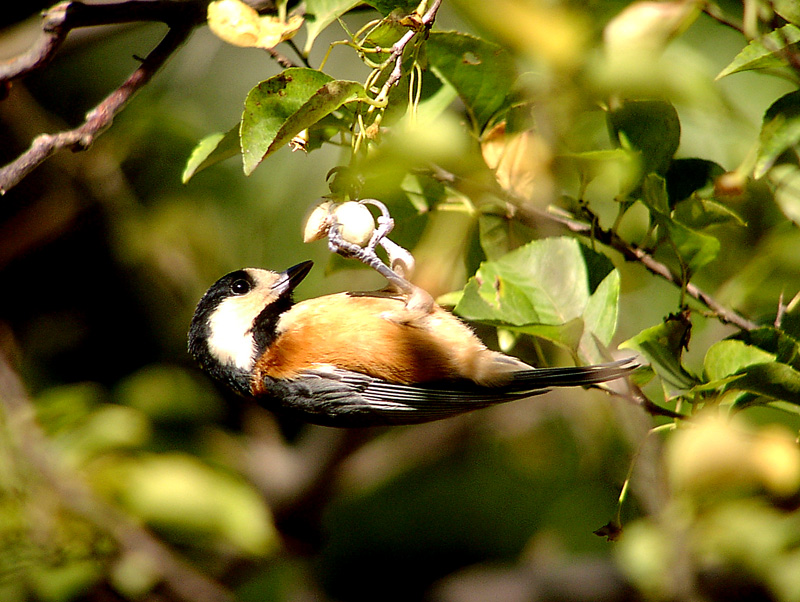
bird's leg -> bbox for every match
[327,200,434,315]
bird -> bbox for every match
[188,260,639,427]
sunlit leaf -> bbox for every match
[728,362,800,408]
[755,91,800,179]
[207,0,303,49]
[304,0,362,55]
[704,339,776,381]
[717,24,800,79]
[454,237,619,359]
[241,69,365,174]
[607,99,681,176]
[731,326,800,372]
[182,127,239,183]
[426,31,517,132]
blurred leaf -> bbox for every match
[665,157,725,204]
[35,383,105,435]
[672,197,746,229]
[115,365,223,423]
[704,339,776,381]
[755,90,800,179]
[717,24,800,79]
[182,127,239,183]
[207,0,304,49]
[426,31,517,132]
[454,237,619,359]
[362,0,418,15]
[774,0,800,25]
[559,148,641,197]
[769,164,800,225]
[642,175,720,273]
[304,0,361,54]
[621,312,698,390]
[607,99,681,176]
[478,212,534,261]
[119,454,278,556]
[64,405,151,463]
[241,69,366,174]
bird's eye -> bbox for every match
[230,279,251,295]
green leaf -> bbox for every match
[774,0,800,25]
[768,164,800,226]
[361,0,418,16]
[426,31,517,132]
[559,148,641,197]
[717,24,800,79]
[731,326,800,372]
[665,157,725,204]
[703,339,776,381]
[661,218,721,273]
[241,69,366,174]
[303,0,362,55]
[641,175,721,273]
[755,90,800,178]
[453,237,619,360]
[672,197,746,230]
[728,362,800,408]
[119,454,278,555]
[607,99,681,176]
[620,313,697,391]
[182,127,240,183]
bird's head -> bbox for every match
[187,261,313,394]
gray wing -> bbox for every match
[260,367,537,426]
[257,357,638,427]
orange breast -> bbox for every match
[252,292,492,388]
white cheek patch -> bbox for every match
[207,296,259,371]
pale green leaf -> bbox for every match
[717,24,800,79]
[182,127,239,183]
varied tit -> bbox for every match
[188,261,639,427]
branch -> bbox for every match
[0,1,207,83]
[0,18,195,194]
[0,351,232,602]
[384,0,442,89]
[519,204,759,331]
[426,164,759,332]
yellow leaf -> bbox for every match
[207,0,303,49]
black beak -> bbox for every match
[273,261,313,295]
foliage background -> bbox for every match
[2,1,800,601]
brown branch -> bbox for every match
[384,0,443,89]
[0,1,208,83]
[0,16,196,195]
[0,351,233,602]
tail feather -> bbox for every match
[509,356,640,391]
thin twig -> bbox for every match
[520,204,759,331]
[0,18,195,194]
[0,0,207,83]
[0,352,232,602]
[425,164,758,332]
[384,0,442,90]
